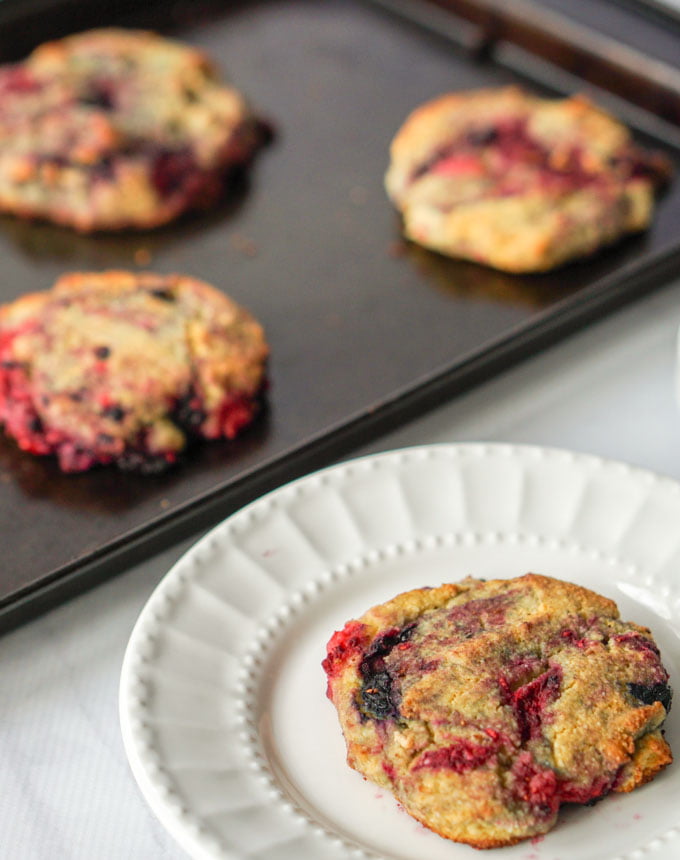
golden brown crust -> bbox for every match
[323,573,672,848]
[615,730,673,793]
[385,88,669,272]
[28,28,215,76]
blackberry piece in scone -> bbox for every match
[0,271,268,472]
[0,28,268,231]
[323,573,673,849]
[385,87,671,272]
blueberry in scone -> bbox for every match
[0,271,268,472]
[323,573,673,849]
[0,28,268,231]
[385,87,671,272]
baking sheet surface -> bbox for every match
[1,0,679,614]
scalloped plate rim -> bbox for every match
[119,442,680,860]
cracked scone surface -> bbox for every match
[0,28,267,231]
[323,573,673,849]
[0,271,268,472]
[385,87,671,272]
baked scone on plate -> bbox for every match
[385,87,671,272]
[0,271,268,472]
[0,28,268,232]
[323,573,673,849]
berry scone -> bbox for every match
[0,28,267,231]
[323,573,673,849]
[385,87,671,272]
[0,271,268,472]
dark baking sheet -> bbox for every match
[2,0,680,630]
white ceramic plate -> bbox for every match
[120,444,680,860]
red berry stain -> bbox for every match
[322,621,369,698]
[413,737,496,773]
[217,393,257,440]
[613,632,660,658]
[559,773,616,804]
[433,153,485,177]
[511,752,560,817]
[438,593,512,639]
[0,65,41,95]
[560,628,588,648]
[412,116,668,199]
[382,761,397,782]
[500,665,563,743]
[511,751,617,817]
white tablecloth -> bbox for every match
[3,280,680,858]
